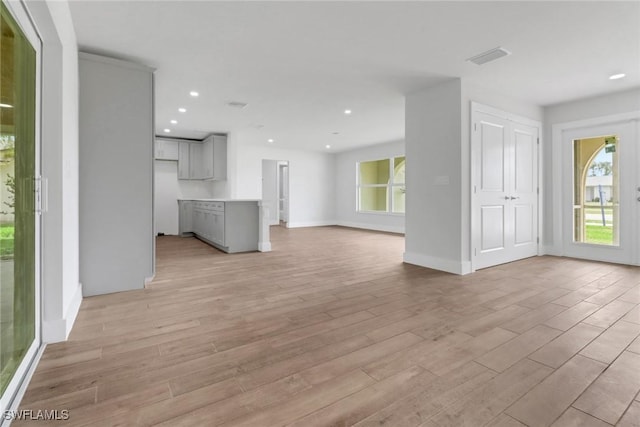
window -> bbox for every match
[357,156,405,214]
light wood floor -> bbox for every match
[16,226,640,426]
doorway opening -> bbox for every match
[261,159,289,228]
[278,161,289,227]
[572,135,618,246]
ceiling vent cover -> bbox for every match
[226,101,248,109]
[467,47,511,65]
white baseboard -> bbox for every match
[403,251,472,275]
[42,283,82,343]
[258,242,272,252]
[286,220,337,228]
[336,221,405,234]
[543,245,563,256]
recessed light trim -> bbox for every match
[609,73,626,80]
[189,91,199,97]
[267,139,274,143]
[163,128,171,133]
[325,145,331,149]
[178,108,186,113]
[344,109,352,115]
[170,120,178,124]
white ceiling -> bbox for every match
[68,1,640,152]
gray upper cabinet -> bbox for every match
[154,138,179,160]
[212,135,227,180]
[178,142,190,179]
[177,135,227,181]
[189,142,204,179]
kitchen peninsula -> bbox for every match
[178,199,271,253]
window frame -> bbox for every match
[356,156,405,215]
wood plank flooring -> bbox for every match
[15,226,640,426]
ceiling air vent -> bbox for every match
[226,101,248,109]
[467,47,511,65]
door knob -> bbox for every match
[510,196,520,200]
[504,196,510,200]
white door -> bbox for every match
[562,121,637,265]
[472,108,539,270]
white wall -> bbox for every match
[261,159,279,225]
[404,79,465,274]
[228,135,336,228]
[26,0,81,342]
[154,160,179,235]
[404,79,543,274]
[79,53,154,297]
[543,88,640,250]
[335,140,405,233]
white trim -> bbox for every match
[470,102,542,272]
[78,51,156,72]
[337,221,404,234]
[286,220,337,228]
[551,110,640,258]
[41,283,81,343]
[403,251,472,275]
[0,345,45,427]
[258,241,272,252]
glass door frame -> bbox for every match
[0,0,42,417]
[556,117,638,265]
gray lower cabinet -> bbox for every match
[178,200,194,235]
[180,200,258,253]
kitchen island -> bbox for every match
[178,199,271,253]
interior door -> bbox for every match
[0,0,41,415]
[562,121,637,265]
[472,110,539,270]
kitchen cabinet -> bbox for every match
[178,136,227,181]
[178,142,190,179]
[178,200,193,235]
[189,142,204,179]
[201,135,227,180]
[155,139,179,160]
[179,200,259,253]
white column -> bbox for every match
[258,201,272,252]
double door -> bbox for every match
[472,106,540,270]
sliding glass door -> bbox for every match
[0,0,40,414]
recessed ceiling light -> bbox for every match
[609,73,626,80]
[326,145,331,149]
[344,109,352,115]
[190,91,199,97]
[170,120,177,124]
[163,128,171,133]
[267,139,274,143]
[178,108,186,113]
[0,103,13,108]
